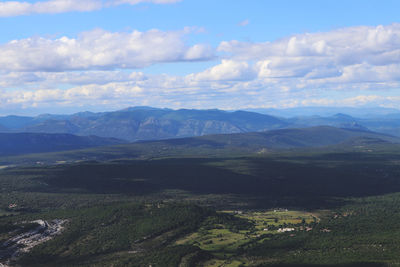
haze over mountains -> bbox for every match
[0,133,124,157]
[0,107,286,141]
[247,106,400,118]
[0,107,399,142]
[1,126,399,166]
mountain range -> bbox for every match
[0,107,287,141]
[1,107,400,142]
[246,106,400,117]
[189,126,398,149]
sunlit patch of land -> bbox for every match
[176,209,321,266]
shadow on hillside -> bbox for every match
[263,263,386,267]
[6,154,399,209]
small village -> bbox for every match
[0,219,67,266]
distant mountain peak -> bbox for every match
[122,106,169,112]
[333,113,354,119]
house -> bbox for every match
[277,228,295,233]
[8,203,17,209]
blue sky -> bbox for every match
[0,0,400,115]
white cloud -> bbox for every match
[0,70,148,89]
[3,68,399,111]
[298,95,400,108]
[187,60,257,82]
[0,28,213,71]
[0,0,102,17]
[219,24,400,60]
[3,83,400,112]
[0,0,181,17]
[219,23,400,83]
[2,24,400,111]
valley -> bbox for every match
[1,132,400,266]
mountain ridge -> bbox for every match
[0,132,126,157]
[1,108,288,141]
[1,107,400,142]
[2,126,398,166]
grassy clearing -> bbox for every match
[225,210,317,235]
[176,228,249,253]
[203,258,245,267]
[0,208,18,217]
[176,209,319,266]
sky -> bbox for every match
[0,0,400,115]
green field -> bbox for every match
[176,210,322,266]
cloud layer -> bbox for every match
[1,24,400,112]
[0,0,181,17]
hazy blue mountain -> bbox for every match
[248,106,400,118]
[35,113,72,121]
[2,106,400,141]
[18,108,288,141]
[0,115,37,129]
[286,113,368,131]
[285,113,400,137]
[0,133,125,156]
[23,119,81,134]
[182,126,399,150]
[355,114,400,137]
[0,124,9,132]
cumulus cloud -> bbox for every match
[298,95,400,108]
[3,82,400,112]
[219,24,400,60]
[0,28,214,71]
[1,70,399,112]
[0,71,148,89]
[187,60,257,82]
[219,23,400,83]
[2,24,400,111]
[0,0,181,17]
[0,0,102,17]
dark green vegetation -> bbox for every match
[0,132,125,156]
[2,127,400,266]
[246,194,400,266]
[2,149,400,205]
[17,203,212,266]
[1,126,398,166]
